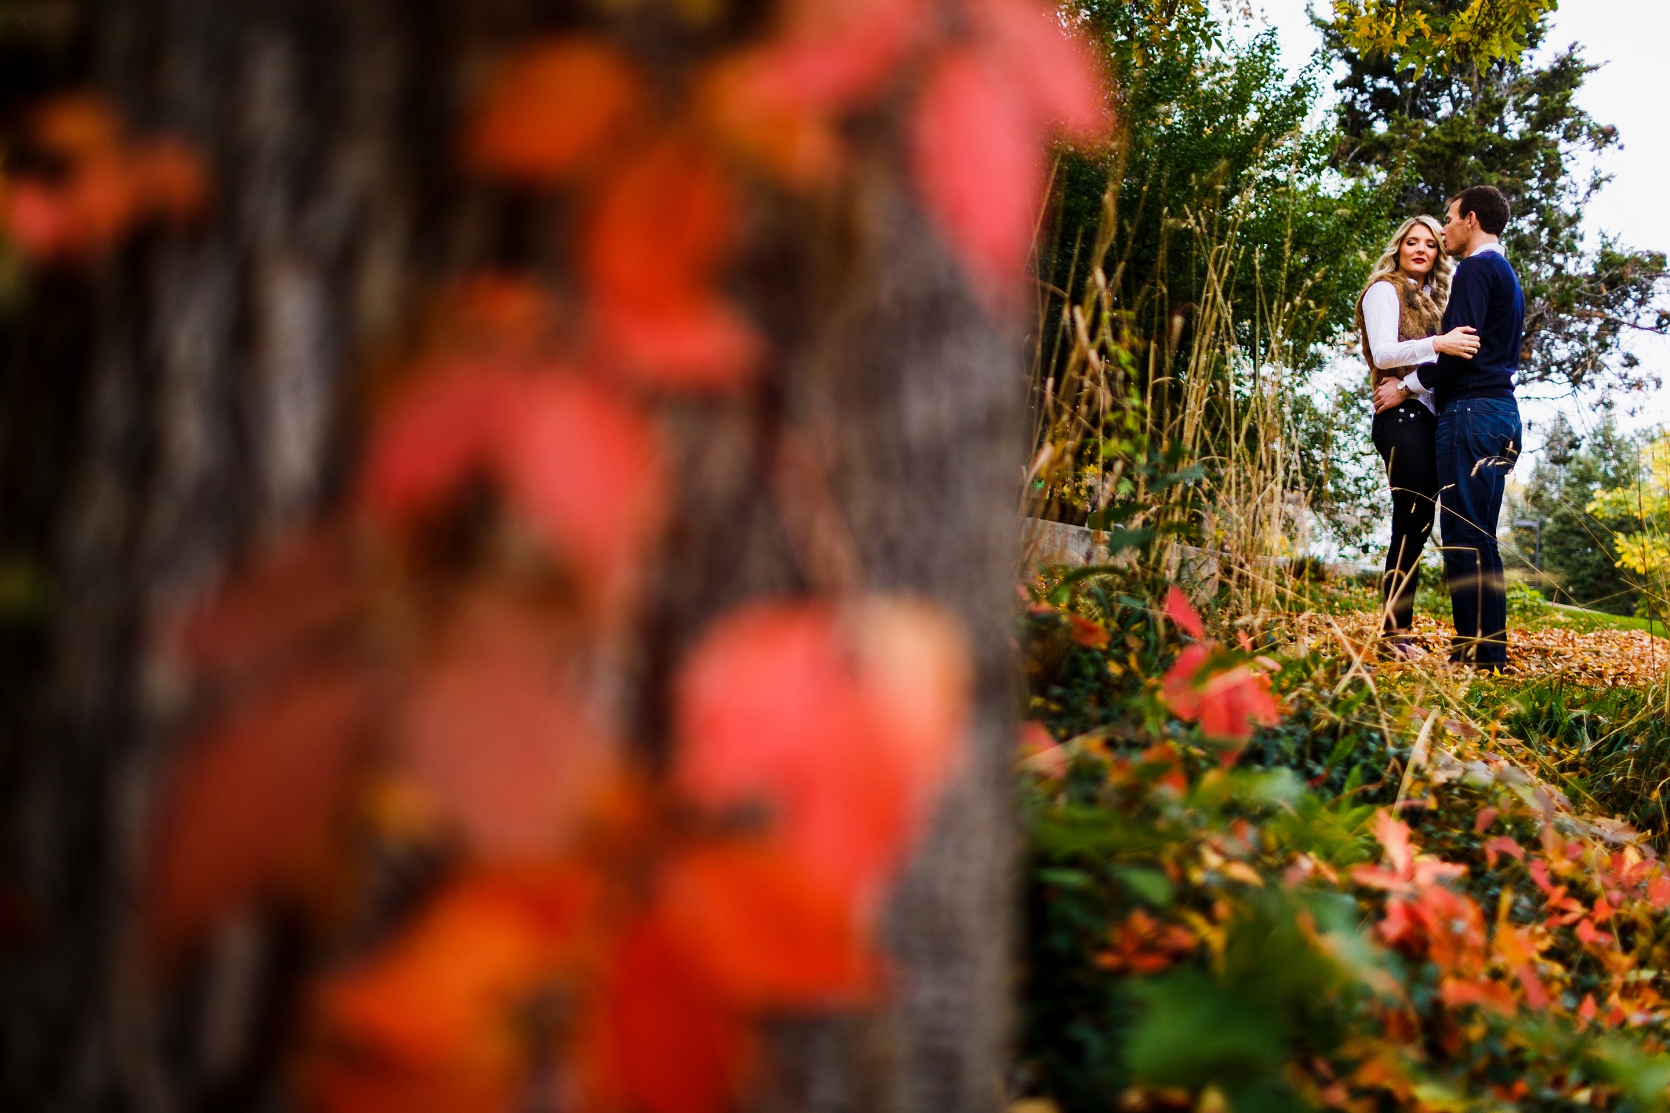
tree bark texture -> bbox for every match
[0,4,1021,1112]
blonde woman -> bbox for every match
[1357,215,1479,651]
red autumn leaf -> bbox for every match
[1194,668,1280,744]
[593,292,764,393]
[700,54,847,186]
[306,1059,516,1113]
[358,363,520,523]
[466,37,643,184]
[1649,874,1670,909]
[1068,614,1109,649]
[128,138,211,222]
[760,0,926,111]
[3,97,210,261]
[1574,917,1614,948]
[400,595,618,858]
[1514,963,1550,1009]
[1413,884,1488,974]
[582,919,754,1113]
[497,377,668,601]
[584,139,735,306]
[359,366,667,604]
[1353,809,1466,894]
[1481,836,1524,870]
[581,140,764,391]
[970,0,1111,144]
[673,599,968,917]
[32,94,123,157]
[147,663,367,957]
[179,524,361,678]
[845,596,972,821]
[1163,585,1205,639]
[313,870,597,1069]
[5,181,76,258]
[1438,976,1515,1016]
[909,48,1040,312]
[656,844,878,1009]
[5,154,134,260]
[1160,645,1281,745]
[1472,806,1498,833]
[1579,992,1598,1026]
[700,0,926,184]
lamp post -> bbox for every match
[1512,518,1543,570]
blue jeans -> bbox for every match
[1436,397,1521,666]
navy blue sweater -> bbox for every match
[1424,248,1524,410]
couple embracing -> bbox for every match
[1357,185,1525,671]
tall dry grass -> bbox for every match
[1022,170,1333,622]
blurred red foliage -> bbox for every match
[2,94,209,260]
[133,0,1105,1107]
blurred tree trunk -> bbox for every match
[0,3,1021,1112]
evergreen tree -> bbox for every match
[1322,1,1669,402]
[1046,1,1382,370]
[1515,414,1640,613]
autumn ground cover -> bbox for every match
[1016,566,1670,1112]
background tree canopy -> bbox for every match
[1039,0,1670,562]
[1322,0,1670,401]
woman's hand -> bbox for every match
[1432,325,1479,358]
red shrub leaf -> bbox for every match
[1163,585,1206,639]
[3,97,210,260]
[1069,614,1110,649]
[673,598,968,918]
[700,0,925,183]
[909,48,1041,312]
[465,37,644,184]
[148,663,367,957]
[1649,875,1670,909]
[583,920,754,1113]
[314,871,596,1069]
[593,292,764,393]
[656,844,878,1008]
[971,0,1111,143]
[179,524,361,679]
[400,596,618,858]
[495,378,668,602]
[847,596,972,822]
[584,139,735,306]
[358,364,520,523]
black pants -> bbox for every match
[1372,400,1439,637]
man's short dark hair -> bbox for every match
[1449,185,1511,235]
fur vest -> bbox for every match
[1359,278,1442,387]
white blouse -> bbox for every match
[1362,279,1437,414]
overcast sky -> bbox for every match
[1247,0,1670,443]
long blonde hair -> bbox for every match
[1355,215,1452,377]
[1357,214,1453,313]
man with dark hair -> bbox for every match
[1373,184,1524,670]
